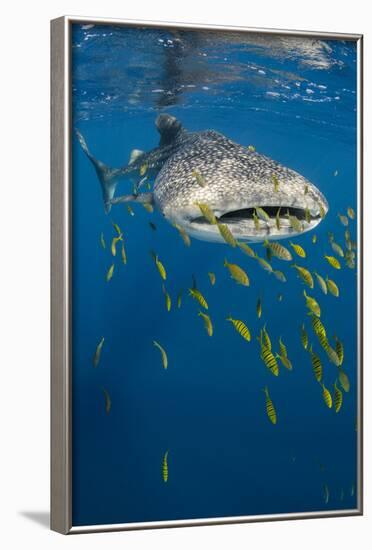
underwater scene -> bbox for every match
[71,23,359,527]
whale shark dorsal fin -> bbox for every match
[128,149,144,165]
[155,113,184,146]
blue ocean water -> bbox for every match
[71,24,358,527]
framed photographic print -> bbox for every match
[51,16,363,534]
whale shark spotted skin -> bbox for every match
[76,114,328,243]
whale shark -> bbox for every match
[76,113,328,243]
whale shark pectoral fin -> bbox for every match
[128,149,145,165]
[75,129,120,214]
[155,113,185,146]
[110,192,154,206]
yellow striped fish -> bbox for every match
[112,222,121,236]
[310,346,323,382]
[263,387,277,424]
[93,337,105,368]
[278,336,287,358]
[153,340,168,370]
[255,207,270,223]
[208,272,216,286]
[223,259,249,286]
[314,272,328,294]
[275,208,281,230]
[288,214,304,232]
[264,240,292,261]
[198,311,213,337]
[253,211,261,230]
[177,290,183,309]
[338,369,350,393]
[326,345,341,367]
[110,235,120,256]
[106,263,115,282]
[256,298,262,319]
[248,144,256,152]
[273,270,286,282]
[292,265,314,288]
[334,336,344,365]
[301,324,309,350]
[102,388,112,415]
[189,287,208,309]
[260,344,279,376]
[173,223,191,246]
[311,316,328,350]
[324,255,341,269]
[312,234,317,244]
[304,290,321,317]
[255,255,273,273]
[121,242,127,265]
[142,202,154,213]
[272,174,280,192]
[338,213,349,226]
[151,251,167,280]
[261,325,272,351]
[277,354,292,371]
[227,316,251,341]
[162,450,169,483]
[189,288,208,309]
[139,162,148,176]
[345,249,356,269]
[111,234,123,256]
[347,207,355,220]
[195,202,217,225]
[345,236,352,256]
[127,205,135,216]
[238,241,256,258]
[322,384,333,408]
[100,232,106,249]
[162,285,172,312]
[217,223,237,247]
[192,169,207,187]
[326,277,339,297]
[289,241,306,258]
[334,382,343,413]
[331,241,344,258]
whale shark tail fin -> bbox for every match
[75,129,118,213]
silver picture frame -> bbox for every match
[51,15,363,534]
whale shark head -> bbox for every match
[154,131,329,243]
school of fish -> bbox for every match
[81,119,357,502]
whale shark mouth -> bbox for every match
[192,206,321,225]
[183,203,326,243]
